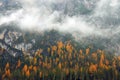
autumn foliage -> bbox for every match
[0,41,120,80]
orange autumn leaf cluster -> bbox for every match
[0,41,120,80]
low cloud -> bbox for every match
[0,0,120,37]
